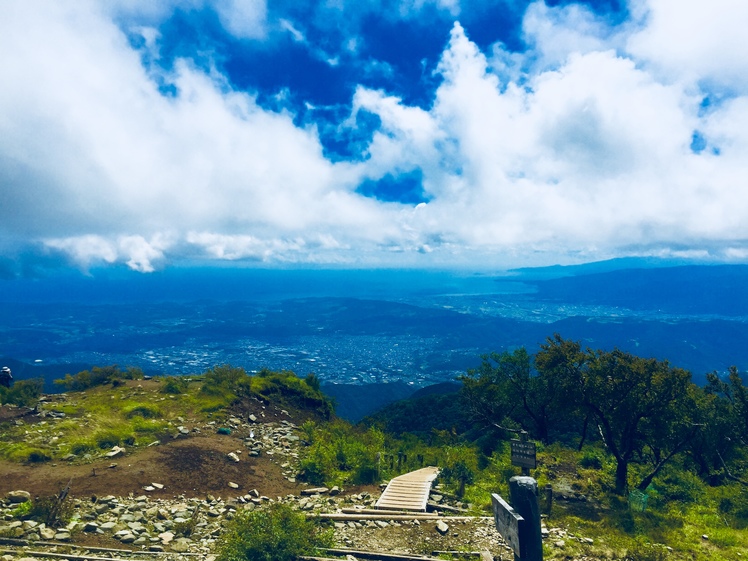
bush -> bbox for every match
[93,428,134,449]
[5,444,52,463]
[298,422,384,486]
[69,440,96,455]
[160,376,188,395]
[26,494,74,528]
[125,404,161,419]
[217,503,334,561]
[55,365,128,391]
[0,378,43,407]
[202,365,249,394]
[580,448,604,470]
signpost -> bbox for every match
[511,438,537,474]
[492,493,524,559]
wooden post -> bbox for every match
[509,476,543,561]
[544,484,553,517]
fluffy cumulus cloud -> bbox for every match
[1,0,747,272]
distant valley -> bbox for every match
[2,263,747,419]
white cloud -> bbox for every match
[2,0,748,272]
[627,0,748,92]
[213,0,268,39]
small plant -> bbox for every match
[10,501,32,519]
[173,504,201,537]
[217,503,334,561]
[27,487,73,528]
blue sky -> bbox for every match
[1,0,747,275]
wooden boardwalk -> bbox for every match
[375,467,440,512]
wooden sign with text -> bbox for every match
[511,439,537,469]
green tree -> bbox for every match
[702,367,748,485]
[535,335,699,494]
[460,347,565,443]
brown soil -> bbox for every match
[0,420,302,502]
[0,435,300,501]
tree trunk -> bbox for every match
[615,459,629,495]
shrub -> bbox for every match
[125,404,161,419]
[580,448,604,470]
[93,428,134,449]
[55,365,126,391]
[652,468,705,504]
[202,365,249,394]
[4,444,52,463]
[160,376,188,395]
[69,440,96,456]
[217,503,334,561]
[298,422,384,486]
[0,378,43,407]
[27,494,74,528]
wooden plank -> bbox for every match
[375,467,439,512]
[324,548,444,561]
[309,513,440,521]
[491,493,523,558]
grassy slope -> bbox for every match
[1,375,746,560]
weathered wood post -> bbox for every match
[544,483,553,517]
[509,476,543,561]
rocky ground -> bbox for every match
[0,396,601,560]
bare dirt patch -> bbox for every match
[0,432,300,501]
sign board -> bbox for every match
[511,439,537,469]
[492,493,524,558]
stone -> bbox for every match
[170,537,192,552]
[435,521,449,535]
[159,531,175,544]
[152,482,164,490]
[249,414,257,422]
[105,446,125,458]
[40,527,56,539]
[227,452,240,463]
[54,531,71,541]
[554,540,566,548]
[329,486,341,496]
[6,490,31,503]
[301,487,328,495]
[120,533,136,543]
[228,482,239,489]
